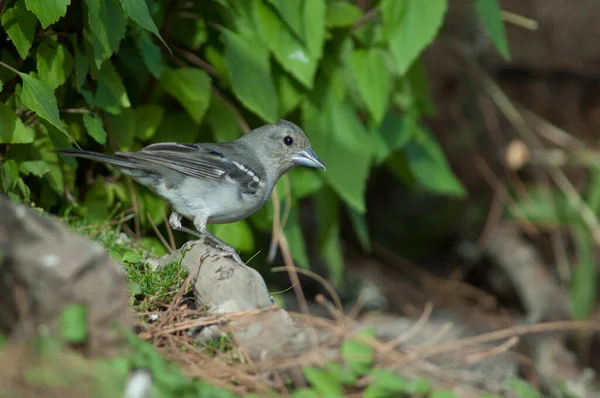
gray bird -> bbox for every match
[58,119,326,263]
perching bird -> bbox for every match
[57,120,325,264]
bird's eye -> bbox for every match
[283,136,293,146]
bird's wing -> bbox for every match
[119,142,263,195]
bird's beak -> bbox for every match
[292,148,326,170]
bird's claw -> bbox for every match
[200,246,244,265]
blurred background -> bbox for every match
[2,0,600,395]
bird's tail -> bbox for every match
[55,148,140,170]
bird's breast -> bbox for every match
[167,177,268,224]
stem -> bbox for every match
[173,46,219,77]
[59,108,94,114]
[0,61,20,75]
[211,86,250,133]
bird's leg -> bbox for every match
[193,216,245,265]
[168,212,202,238]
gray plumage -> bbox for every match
[57,120,325,262]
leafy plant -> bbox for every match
[0,0,509,282]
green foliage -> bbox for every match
[474,0,511,60]
[160,67,211,123]
[223,28,279,122]
[508,182,598,320]
[0,327,239,398]
[0,103,34,143]
[59,304,88,344]
[381,0,448,75]
[20,72,69,135]
[1,1,37,59]
[299,331,482,398]
[123,252,189,311]
[25,0,70,29]
[0,0,508,282]
[340,329,375,375]
[505,378,541,398]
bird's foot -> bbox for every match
[200,245,244,265]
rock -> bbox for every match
[0,195,136,357]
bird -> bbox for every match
[57,119,326,264]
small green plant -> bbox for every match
[298,329,482,398]
[124,256,189,311]
[202,332,234,357]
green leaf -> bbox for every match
[210,221,255,253]
[134,104,164,141]
[0,78,3,92]
[288,168,323,199]
[327,1,362,28]
[367,369,411,394]
[75,47,89,91]
[373,112,415,164]
[348,207,370,252]
[587,167,600,214]
[381,0,448,75]
[206,46,230,87]
[475,0,510,60]
[255,0,326,89]
[135,29,164,79]
[207,95,243,143]
[138,187,167,228]
[223,29,279,122]
[303,92,373,212]
[122,251,142,263]
[85,0,127,67]
[430,391,459,398]
[129,282,143,295]
[348,49,391,125]
[315,188,344,286]
[94,60,131,113]
[411,378,432,394]
[159,68,211,124]
[341,329,375,375]
[42,121,77,169]
[283,209,310,268]
[151,112,200,144]
[105,108,135,150]
[83,113,107,145]
[267,0,304,38]
[323,361,356,385]
[0,50,19,84]
[1,1,37,59]
[36,41,74,90]
[139,237,168,257]
[505,378,541,398]
[509,188,576,225]
[0,103,35,144]
[17,177,30,201]
[60,304,88,344]
[19,160,50,177]
[302,366,344,397]
[170,17,207,51]
[119,0,169,50]
[571,225,596,320]
[304,0,327,65]
[275,70,304,116]
[290,389,320,398]
[25,0,70,28]
[38,131,69,190]
[18,72,69,135]
[403,128,466,197]
[1,159,19,192]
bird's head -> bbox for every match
[245,120,326,177]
